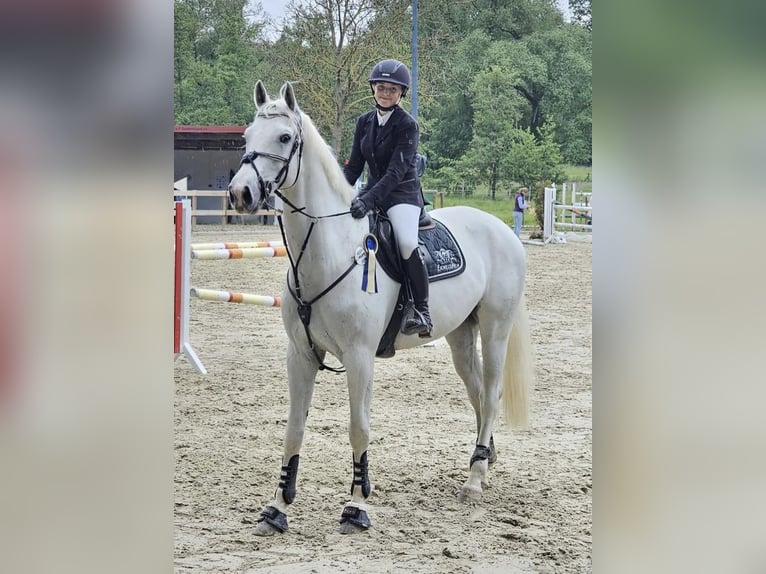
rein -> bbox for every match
[247,108,355,373]
[276,212,356,374]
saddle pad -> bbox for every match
[419,220,465,281]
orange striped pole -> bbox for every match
[191,246,287,260]
[191,288,281,307]
[190,240,283,250]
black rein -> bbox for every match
[242,108,355,373]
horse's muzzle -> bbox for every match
[228,184,257,214]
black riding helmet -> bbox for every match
[368,59,410,98]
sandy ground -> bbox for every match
[174,224,592,573]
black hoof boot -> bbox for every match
[256,505,289,533]
[339,505,371,533]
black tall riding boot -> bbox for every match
[401,250,433,337]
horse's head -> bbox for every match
[228,81,304,214]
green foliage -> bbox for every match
[505,122,566,190]
[174,0,269,125]
[524,26,592,164]
[173,0,591,184]
[470,0,564,40]
[569,0,592,31]
[459,64,528,198]
[420,29,493,167]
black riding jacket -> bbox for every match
[343,105,423,212]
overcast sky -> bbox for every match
[254,0,573,25]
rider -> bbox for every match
[344,59,432,338]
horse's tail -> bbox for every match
[502,293,535,430]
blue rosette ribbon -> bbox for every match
[361,233,378,294]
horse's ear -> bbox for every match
[254,81,269,109]
[281,82,297,111]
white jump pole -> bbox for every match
[191,246,287,260]
[191,288,281,307]
[174,199,207,375]
[543,186,556,242]
[190,240,283,250]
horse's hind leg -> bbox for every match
[254,341,318,536]
[460,309,515,502]
[446,317,494,501]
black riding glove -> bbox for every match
[350,196,370,219]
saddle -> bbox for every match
[368,210,466,358]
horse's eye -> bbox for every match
[280,134,291,144]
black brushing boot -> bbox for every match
[401,250,433,337]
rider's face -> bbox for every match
[373,82,402,107]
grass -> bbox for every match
[426,165,593,228]
[440,194,532,227]
[564,164,592,182]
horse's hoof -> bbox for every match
[254,521,282,536]
[338,521,369,535]
[338,505,371,534]
[254,505,288,536]
[458,484,482,503]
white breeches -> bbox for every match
[386,203,421,259]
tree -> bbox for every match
[419,7,591,174]
[467,0,563,40]
[460,65,527,198]
[524,26,591,164]
[172,0,591,173]
[569,0,592,30]
[505,122,565,226]
[420,30,492,169]
[506,122,565,187]
[270,0,409,156]
[174,0,269,125]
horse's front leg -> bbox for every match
[254,341,318,536]
[338,349,375,534]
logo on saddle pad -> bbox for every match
[419,222,465,282]
[432,247,461,275]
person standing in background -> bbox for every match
[513,187,528,237]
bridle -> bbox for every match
[240,107,355,374]
[239,110,305,207]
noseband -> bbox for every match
[239,111,304,204]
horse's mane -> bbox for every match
[260,98,355,205]
[297,109,356,205]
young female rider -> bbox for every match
[344,59,432,337]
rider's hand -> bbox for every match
[350,196,370,219]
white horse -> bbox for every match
[228,81,534,535]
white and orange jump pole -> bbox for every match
[174,198,286,374]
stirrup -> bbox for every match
[401,306,432,337]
